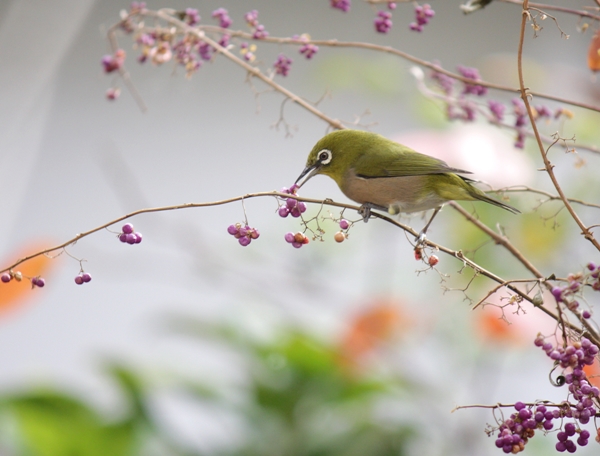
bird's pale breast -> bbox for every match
[341,170,448,213]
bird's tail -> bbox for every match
[474,192,520,214]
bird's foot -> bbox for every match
[415,230,427,247]
[358,204,372,223]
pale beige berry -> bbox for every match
[334,231,346,243]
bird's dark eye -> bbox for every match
[318,149,332,165]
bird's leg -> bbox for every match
[358,204,374,223]
[415,206,442,246]
[357,203,386,223]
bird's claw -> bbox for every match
[358,204,372,223]
[415,231,427,247]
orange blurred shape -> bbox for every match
[475,306,524,346]
[338,300,407,366]
[0,243,55,315]
[588,31,600,72]
[583,359,600,388]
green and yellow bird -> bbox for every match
[295,129,519,241]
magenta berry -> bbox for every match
[82,273,92,283]
[278,207,290,218]
[75,275,84,285]
[1,273,11,283]
[339,219,350,230]
[122,223,134,234]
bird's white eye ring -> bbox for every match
[318,149,332,165]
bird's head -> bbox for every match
[295,130,364,188]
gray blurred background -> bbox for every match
[0,1,598,454]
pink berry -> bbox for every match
[126,233,137,244]
[227,224,238,235]
[284,232,295,243]
[239,237,251,246]
[291,241,303,248]
[122,223,134,234]
[339,219,349,230]
[134,232,142,244]
[119,233,128,243]
[278,207,290,217]
[297,202,307,213]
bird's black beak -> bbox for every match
[295,163,321,189]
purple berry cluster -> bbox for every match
[274,54,293,76]
[119,223,143,245]
[74,272,92,285]
[430,64,486,122]
[284,232,310,248]
[550,263,599,319]
[101,49,125,73]
[410,4,435,32]
[536,335,599,449]
[227,223,260,246]
[211,8,232,28]
[183,8,200,26]
[493,402,541,454]
[244,10,269,39]
[31,277,45,288]
[374,11,393,34]
[488,100,505,122]
[330,0,351,12]
[110,7,233,82]
[295,34,319,59]
[457,65,488,96]
[1,271,45,288]
[278,185,307,218]
[490,333,600,453]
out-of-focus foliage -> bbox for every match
[0,310,414,456]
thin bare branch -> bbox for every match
[517,2,600,252]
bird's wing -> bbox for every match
[353,143,472,178]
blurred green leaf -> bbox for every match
[4,391,136,456]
